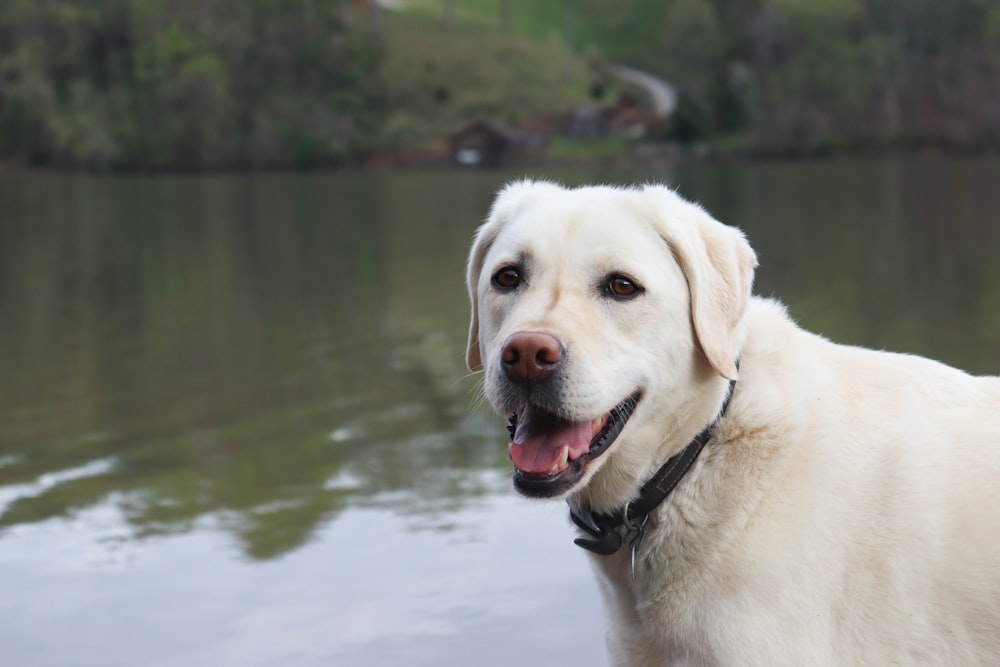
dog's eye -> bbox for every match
[492,267,521,291]
[605,274,642,299]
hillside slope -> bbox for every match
[375,6,601,160]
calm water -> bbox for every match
[0,159,998,666]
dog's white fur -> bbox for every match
[466,180,1000,666]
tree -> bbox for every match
[0,0,385,169]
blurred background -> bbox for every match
[0,2,999,666]
[3,0,1000,169]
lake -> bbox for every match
[1,158,998,666]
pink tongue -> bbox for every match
[509,405,594,475]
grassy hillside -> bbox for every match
[376,6,600,158]
[397,1,569,40]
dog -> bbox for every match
[465,179,1000,666]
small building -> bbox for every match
[448,121,547,167]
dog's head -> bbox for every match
[466,180,756,505]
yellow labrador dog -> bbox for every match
[466,179,1000,666]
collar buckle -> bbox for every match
[570,507,622,555]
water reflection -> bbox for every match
[0,172,505,560]
[0,482,604,667]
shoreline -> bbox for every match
[3,142,1000,177]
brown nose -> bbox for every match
[501,332,563,384]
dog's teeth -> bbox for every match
[546,446,570,475]
[556,445,570,472]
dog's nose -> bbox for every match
[501,332,563,384]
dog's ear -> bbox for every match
[651,190,757,380]
[466,224,497,372]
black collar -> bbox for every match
[568,373,738,556]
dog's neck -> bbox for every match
[568,369,738,557]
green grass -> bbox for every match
[399,0,569,40]
[377,8,598,151]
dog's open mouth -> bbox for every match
[507,392,641,497]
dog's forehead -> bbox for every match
[493,193,665,266]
